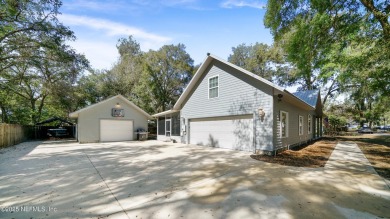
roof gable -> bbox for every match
[69,95,152,119]
[173,54,285,110]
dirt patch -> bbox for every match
[250,139,337,168]
[337,134,390,180]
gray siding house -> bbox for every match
[70,95,152,143]
[153,54,323,154]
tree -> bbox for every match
[139,44,194,113]
[264,0,390,104]
[0,0,74,74]
[0,0,90,124]
[1,44,88,124]
[227,43,292,83]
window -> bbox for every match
[209,76,219,98]
[299,115,303,135]
[280,111,289,138]
[308,114,312,134]
[158,117,165,135]
[171,113,181,136]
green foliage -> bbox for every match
[264,0,390,117]
[138,44,194,113]
[0,0,89,125]
[76,37,194,115]
[227,42,292,84]
[328,114,347,132]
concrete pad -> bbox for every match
[0,140,389,218]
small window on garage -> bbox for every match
[209,76,219,99]
[158,117,165,135]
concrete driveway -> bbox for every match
[0,140,389,219]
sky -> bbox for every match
[58,0,273,70]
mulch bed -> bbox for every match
[250,138,337,168]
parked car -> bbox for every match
[357,127,374,134]
[47,128,68,137]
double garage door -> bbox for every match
[189,115,253,152]
[100,120,133,142]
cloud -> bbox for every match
[221,0,266,9]
[67,39,118,70]
[59,14,172,44]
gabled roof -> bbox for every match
[173,54,285,110]
[293,90,320,108]
[172,53,316,112]
[69,95,152,119]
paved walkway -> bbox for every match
[326,141,378,174]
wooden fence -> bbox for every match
[0,123,27,148]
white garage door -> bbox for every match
[189,115,253,152]
[100,120,133,142]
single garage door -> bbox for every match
[100,120,133,142]
[189,115,253,152]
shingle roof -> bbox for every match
[292,90,319,108]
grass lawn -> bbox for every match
[250,138,337,168]
[337,134,390,180]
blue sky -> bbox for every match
[59,0,273,70]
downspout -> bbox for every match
[253,88,257,154]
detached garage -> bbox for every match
[69,95,152,143]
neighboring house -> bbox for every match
[153,54,323,154]
[70,95,152,143]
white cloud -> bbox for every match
[59,14,172,44]
[59,14,173,69]
[221,0,266,9]
[67,39,119,70]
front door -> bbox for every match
[165,119,171,137]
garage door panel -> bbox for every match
[100,120,133,142]
[189,116,253,151]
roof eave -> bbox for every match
[152,109,179,117]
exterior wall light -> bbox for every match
[277,94,283,102]
[258,108,265,121]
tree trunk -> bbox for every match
[360,0,390,40]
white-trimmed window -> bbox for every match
[280,111,289,138]
[299,115,303,135]
[308,114,312,134]
[208,76,219,99]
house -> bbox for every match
[69,95,152,143]
[153,54,323,154]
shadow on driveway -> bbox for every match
[0,140,389,218]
